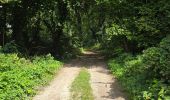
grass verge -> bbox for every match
[70,68,94,100]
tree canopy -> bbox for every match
[1,0,170,99]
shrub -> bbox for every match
[108,59,125,78]
[2,41,18,53]
[0,53,63,99]
[159,35,170,82]
[141,35,170,82]
[142,47,162,79]
[125,56,143,76]
[108,40,170,99]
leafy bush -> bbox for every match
[141,35,170,82]
[142,47,162,79]
[159,35,170,81]
[0,53,63,100]
[108,55,147,99]
[2,41,18,53]
[108,37,170,100]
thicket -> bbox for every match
[108,35,170,100]
[100,1,170,99]
[0,51,62,99]
[101,0,170,56]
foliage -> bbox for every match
[100,0,170,55]
[159,35,170,81]
[0,53,62,99]
[142,47,162,79]
[108,36,170,100]
[1,0,170,99]
[70,68,94,100]
[1,0,169,58]
[141,35,170,82]
[2,41,18,53]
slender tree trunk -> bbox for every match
[0,4,7,47]
[0,4,3,46]
[52,28,62,56]
[123,36,129,52]
[12,4,23,44]
[75,9,83,41]
[12,2,28,46]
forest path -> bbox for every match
[33,60,81,100]
[81,51,127,100]
[33,51,127,100]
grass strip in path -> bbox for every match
[70,68,94,100]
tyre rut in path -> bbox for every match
[33,60,81,100]
[80,51,127,100]
[33,51,127,100]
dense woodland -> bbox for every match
[0,0,170,99]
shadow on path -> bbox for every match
[76,51,128,100]
[33,51,128,100]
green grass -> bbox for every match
[70,68,94,100]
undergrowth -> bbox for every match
[108,35,170,100]
[0,53,63,100]
[108,53,170,100]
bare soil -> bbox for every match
[33,61,81,100]
[33,51,127,100]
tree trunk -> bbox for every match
[123,36,129,52]
[12,3,28,46]
[0,4,7,47]
[52,27,63,57]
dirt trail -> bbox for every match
[33,60,81,100]
[33,51,127,100]
[81,51,127,100]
